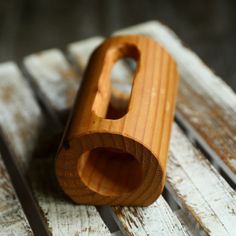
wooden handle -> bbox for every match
[55,35,179,206]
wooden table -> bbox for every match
[0,21,235,236]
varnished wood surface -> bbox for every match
[56,35,179,206]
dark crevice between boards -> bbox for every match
[195,141,236,190]
[0,127,50,236]
[96,206,121,234]
[162,186,180,211]
[174,111,236,189]
[164,183,205,236]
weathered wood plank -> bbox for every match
[29,158,110,236]
[24,40,189,234]
[0,156,32,235]
[24,49,81,115]
[0,62,43,172]
[68,37,103,71]
[0,62,110,235]
[115,21,236,183]
[168,124,236,235]
[113,197,189,236]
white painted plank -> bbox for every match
[24,49,80,113]
[115,22,236,234]
[115,21,236,182]
[0,157,32,235]
[168,124,236,236]
[0,62,43,171]
[113,197,189,236]
[0,62,110,235]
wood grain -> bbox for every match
[115,21,236,183]
[24,41,188,235]
[0,62,109,235]
[56,35,179,206]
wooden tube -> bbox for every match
[55,35,179,206]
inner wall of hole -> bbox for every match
[78,147,143,196]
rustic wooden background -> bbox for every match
[0,0,235,91]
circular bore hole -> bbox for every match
[78,147,143,196]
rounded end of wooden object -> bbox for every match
[56,133,164,206]
[55,34,179,206]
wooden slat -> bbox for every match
[68,37,103,70]
[113,197,190,236]
[24,40,189,234]
[29,158,110,236]
[24,49,81,115]
[168,124,236,235]
[0,62,43,172]
[0,62,109,235]
[69,31,236,235]
[0,156,31,235]
[115,21,236,183]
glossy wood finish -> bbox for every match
[56,35,179,206]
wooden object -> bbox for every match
[24,44,188,235]
[56,35,179,206]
